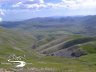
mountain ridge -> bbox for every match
[0,15,96,35]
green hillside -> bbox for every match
[0,27,96,72]
[0,16,96,71]
[0,28,37,61]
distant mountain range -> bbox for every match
[0,15,96,35]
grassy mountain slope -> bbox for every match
[0,27,37,61]
[0,28,96,72]
[0,15,96,71]
[36,36,96,57]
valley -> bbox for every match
[0,16,96,72]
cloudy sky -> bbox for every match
[0,0,96,21]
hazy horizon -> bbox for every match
[1,14,96,22]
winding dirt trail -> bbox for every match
[8,59,26,68]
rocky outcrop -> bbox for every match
[47,46,87,57]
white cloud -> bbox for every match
[39,0,44,3]
[30,0,34,1]
[0,18,2,22]
[0,11,5,15]
[78,0,96,9]
[0,9,6,22]
[61,0,96,10]
[12,0,45,8]
[47,3,66,8]
[12,2,23,7]
[0,9,5,15]
[8,0,96,11]
[25,3,46,9]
